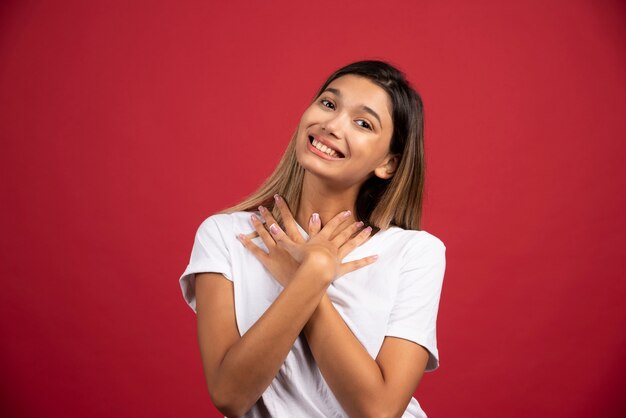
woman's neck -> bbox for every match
[295,173,360,228]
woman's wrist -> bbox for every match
[300,252,336,285]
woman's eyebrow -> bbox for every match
[323,87,383,129]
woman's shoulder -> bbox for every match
[376,227,446,274]
[201,210,253,224]
[195,210,256,235]
[379,225,446,253]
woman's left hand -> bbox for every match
[237,195,314,287]
[238,195,375,287]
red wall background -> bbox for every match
[1,0,625,417]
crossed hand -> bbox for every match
[237,195,379,287]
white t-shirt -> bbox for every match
[180,211,446,418]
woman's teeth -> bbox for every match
[311,138,342,158]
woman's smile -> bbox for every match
[307,134,346,160]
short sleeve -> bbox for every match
[179,216,233,313]
[385,235,446,371]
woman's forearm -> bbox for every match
[303,294,393,418]
[211,261,330,417]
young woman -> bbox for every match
[180,60,446,418]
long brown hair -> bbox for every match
[221,60,426,231]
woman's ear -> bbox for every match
[374,154,399,180]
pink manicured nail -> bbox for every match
[251,214,259,222]
[356,221,364,228]
[342,210,351,218]
[237,234,245,241]
[312,213,320,223]
[258,205,265,213]
[364,226,372,233]
[371,255,379,261]
[269,223,279,235]
[274,194,281,202]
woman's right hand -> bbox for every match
[266,196,378,285]
[238,195,378,287]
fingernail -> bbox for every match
[371,255,379,261]
[274,194,281,202]
[356,221,364,228]
[258,205,265,213]
[312,213,320,223]
[364,226,372,233]
[236,233,245,241]
[269,223,279,235]
[342,210,351,218]
[251,214,259,222]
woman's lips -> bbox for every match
[308,135,346,158]
[307,136,345,160]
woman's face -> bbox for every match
[295,74,396,188]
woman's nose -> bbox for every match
[321,112,346,138]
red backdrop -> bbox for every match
[1,0,625,416]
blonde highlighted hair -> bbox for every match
[221,60,426,231]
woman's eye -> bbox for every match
[320,99,335,109]
[356,120,372,130]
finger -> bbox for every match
[237,233,269,262]
[250,213,276,249]
[267,222,297,254]
[318,210,353,239]
[338,226,372,259]
[328,215,356,241]
[273,195,304,243]
[308,212,321,237]
[258,204,276,224]
[244,231,259,240]
[338,254,379,277]
[331,220,365,247]
[258,205,285,241]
